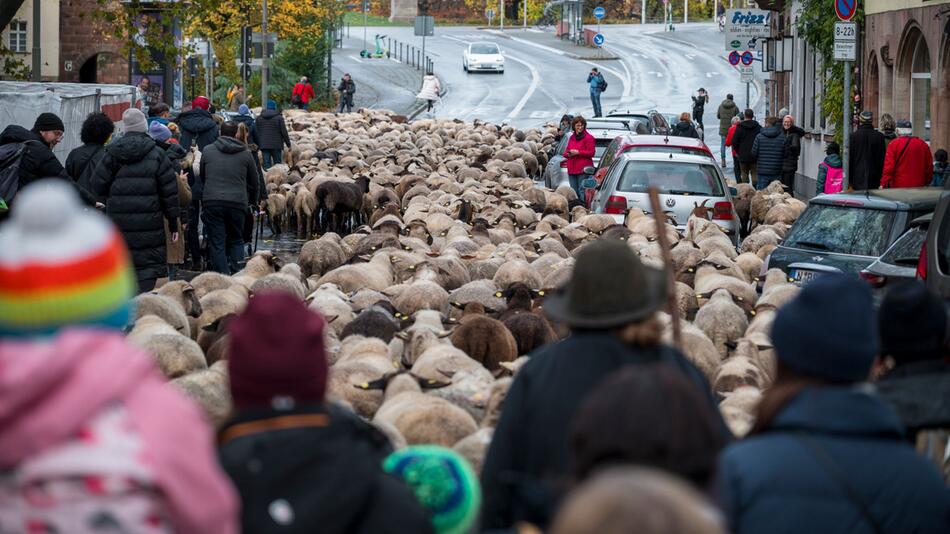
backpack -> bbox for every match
[822,162,844,194]
[0,142,29,209]
[598,75,607,93]
[291,92,302,105]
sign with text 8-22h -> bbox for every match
[724,9,772,52]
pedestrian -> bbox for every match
[716,93,739,167]
[227,83,248,112]
[750,116,785,190]
[780,115,805,191]
[569,365,727,488]
[292,76,315,110]
[233,122,265,255]
[480,240,727,530]
[587,68,605,118]
[0,112,69,211]
[383,446,481,534]
[65,111,114,206]
[880,113,898,149]
[0,180,238,533]
[90,109,178,293]
[256,100,292,170]
[730,109,761,185]
[814,141,843,195]
[149,121,191,280]
[725,115,742,182]
[715,275,950,534]
[417,71,442,114]
[550,467,726,534]
[198,121,260,274]
[671,112,700,139]
[881,119,933,189]
[691,88,709,133]
[337,73,356,113]
[147,102,171,128]
[931,149,948,187]
[563,116,595,200]
[218,292,433,533]
[177,95,220,150]
[232,103,259,147]
[849,110,886,190]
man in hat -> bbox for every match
[480,240,726,531]
[0,112,69,197]
[881,119,933,188]
[849,110,886,190]
[176,95,219,151]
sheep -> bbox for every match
[171,361,231,427]
[341,308,399,342]
[694,289,749,359]
[315,252,395,293]
[714,355,765,398]
[370,373,479,447]
[393,280,450,317]
[307,284,356,336]
[450,304,519,373]
[660,319,720,385]
[127,315,207,379]
[294,187,318,235]
[395,310,454,367]
[265,193,288,234]
[453,427,494,474]
[734,252,765,284]
[316,176,371,233]
[155,281,203,318]
[132,293,190,337]
[189,271,239,299]
[197,313,235,366]
[250,272,308,299]
[196,288,248,332]
[493,260,543,290]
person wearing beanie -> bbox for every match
[150,121,191,279]
[383,446,481,534]
[65,111,115,207]
[91,108,179,292]
[849,109,886,190]
[148,120,173,143]
[882,119,933,188]
[0,180,239,533]
[256,99,291,169]
[176,95,219,150]
[227,82,249,112]
[716,275,950,534]
[232,103,259,147]
[815,141,843,194]
[0,112,69,211]
[218,293,434,534]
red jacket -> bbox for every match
[564,131,596,175]
[881,136,933,188]
[725,123,739,155]
[292,83,315,104]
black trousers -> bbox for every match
[202,205,246,274]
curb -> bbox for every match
[408,85,450,120]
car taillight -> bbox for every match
[712,201,733,220]
[917,242,927,280]
[559,160,568,168]
[859,270,886,288]
[605,195,627,214]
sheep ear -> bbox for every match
[451,301,464,310]
[353,377,389,390]
[437,368,457,379]
[415,375,452,389]
[395,331,410,341]
[724,341,739,350]
[325,315,339,324]
[437,329,454,338]
[202,318,222,332]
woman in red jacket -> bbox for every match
[292,76,316,110]
[724,115,741,182]
[564,116,596,200]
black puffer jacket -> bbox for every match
[782,125,806,172]
[199,136,260,209]
[751,125,786,176]
[91,132,178,283]
[730,119,762,165]
[64,143,105,205]
[0,125,68,192]
[176,108,219,150]
[255,109,291,151]
[672,120,700,139]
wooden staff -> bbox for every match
[648,186,682,351]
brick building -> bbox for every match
[58,0,127,83]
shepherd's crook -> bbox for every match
[648,187,682,351]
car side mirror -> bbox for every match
[729,187,738,196]
[583,166,597,175]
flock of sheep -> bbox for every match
[128,109,809,473]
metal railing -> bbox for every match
[385,37,435,74]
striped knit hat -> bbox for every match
[383,446,481,534]
[0,180,136,338]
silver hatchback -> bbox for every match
[590,152,740,243]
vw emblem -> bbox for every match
[665,198,676,208]
[811,256,824,262]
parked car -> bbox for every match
[663,112,704,140]
[766,189,941,285]
[922,190,950,298]
[589,151,740,243]
[463,42,504,73]
[605,109,671,135]
[542,119,635,188]
[860,214,931,290]
[217,110,255,122]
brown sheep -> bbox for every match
[450,303,519,373]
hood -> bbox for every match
[770,386,904,439]
[824,153,842,167]
[738,120,760,131]
[785,125,806,136]
[158,140,188,161]
[0,330,162,466]
[106,131,156,162]
[720,99,737,111]
[0,124,44,146]
[212,135,249,154]
[177,108,217,133]
[760,125,782,138]
[260,109,281,119]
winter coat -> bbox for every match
[417,75,442,101]
[730,119,762,165]
[292,82,315,104]
[751,125,786,176]
[256,109,291,151]
[481,331,728,530]
[725,123,739,155]
[716,386,950,534]
[882,136,934,189]
[883,128,898,150]
[849,124,886,190]
[563,131,596,175]
[64,142,106,205]
[717,99,740,136]
[815,154,843,195]
[0,125,68,193]
[782,125,806,172]
[672,120,700,139]
[90,132,178,284]
[157,140,190,265]
[227,89,246,112]
[232,113,259,147]
[933,162,949,187]
[691,94,708,118]
[0,329,239,534]
[337,79,356,96]
[219,403,434,534]
[176,108,219,151]
[587,73,604,93]
[199,136,260,209]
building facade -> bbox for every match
[1,0,60,80]
[58,0,127,84]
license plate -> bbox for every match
[789,269,818,285]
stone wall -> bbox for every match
[59,0,127,83]
[390,0,418,23]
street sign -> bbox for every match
[724,9,771,52]
[251,32,278,43]
[414,15,434,37]
[593,6,605,19]
[741,50,754,65]
[835,0,857,22]
[728,51,740,65]
[593,33,605,47]
[833,21,857,61]
[739,65,754,83]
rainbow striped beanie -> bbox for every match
[383,445,481,534]
[0,180,136,338]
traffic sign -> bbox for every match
[833,21,858,61]
[593,33,605,47]
[593,6,605,19]
[835,0,857,22]
[728,51,740,65]
[739,65,754,83]
[724,9,771,51]
[741,50,754,65]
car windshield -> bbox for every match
[784,204,896,257]
[471,44,499,54]
[624,146,709,157]
[587,120,632,131]
[616,160,723,196]
[879,226,928,266]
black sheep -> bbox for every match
[316,176,371,234]
[341,308,399,342]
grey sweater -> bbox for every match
[199,136,260,209]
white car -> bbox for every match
[463,42,504,73]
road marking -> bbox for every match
[646,71,664,78]
[503,35,567,56]
[442,35,469,44]
[504,53,540,120]
[604,46,634,99]
[706,71,719,78]
[350,56,364,63]
[685,53,695,60]
[582,60,631,97]
[529,111,548,118]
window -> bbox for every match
[783,205,896,257]
[879,226,927,267]
[8,20,26,53]
[616,161,724,196]
[910,34,931,141]
[470,44,499,54]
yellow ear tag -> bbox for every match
[751,310,757,316]
[360,382,369,389]
[538,290,545,296]
[495,292,503,297]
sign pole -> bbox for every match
[842,62,851,190]
[746,82,750,109]
[363,0,368,53]
[500,0,504,30]
[523,0,527,30]
[261,0,269,106]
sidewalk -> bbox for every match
[331,35,428,116]
[482,28,618,60]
